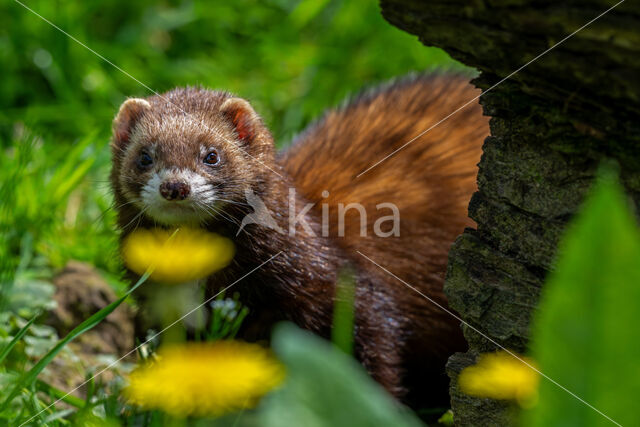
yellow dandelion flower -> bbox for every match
[458,351,539,407]
[125,341,285,417]
[122,227,235,284]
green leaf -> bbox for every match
[51,155,95,204]
[36,379,85,409]
[524,167,640,426]
[289,0,330,28]
[261,323,423,427]
[46,133,96,198]
[0,313,38,365]
[331,267,356,355]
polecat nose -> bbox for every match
[159,181,190,201]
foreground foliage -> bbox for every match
[459,167,640,426]
[524,167,640,426]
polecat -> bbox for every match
[110,74,488,407]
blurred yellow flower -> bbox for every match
[125,341,285,417]
[122,227,235,284]
[458,351,539,407]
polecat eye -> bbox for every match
[136,152,153,169]
[204,150,220,166]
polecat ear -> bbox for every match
[220,97,260,144]
[113,98,151,146]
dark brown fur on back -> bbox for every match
[110,74,488,407]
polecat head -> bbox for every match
[110,88,274,227]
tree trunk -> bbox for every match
[379,1,640,424]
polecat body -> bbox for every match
[110,74,488,406]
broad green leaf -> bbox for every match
[261,323,422,427]
[525,168,640,426]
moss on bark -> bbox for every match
[380,1,640,424]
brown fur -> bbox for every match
[110,74,488,407]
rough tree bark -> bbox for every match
[379,1,640,425]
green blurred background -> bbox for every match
[0,0,463,280]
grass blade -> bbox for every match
[0,313,39,365]
[36,379,86,409]
[331,267,356,355]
